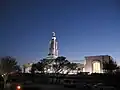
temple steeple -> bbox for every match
[48,32,58,59]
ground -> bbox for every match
[40,84,76,90]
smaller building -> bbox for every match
[84,55,113,74]
[22,63,33,73]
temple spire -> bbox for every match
[48,32,58,59]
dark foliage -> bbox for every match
[0,56,18,74]
[54,56,70,73]
[103,59,119,73]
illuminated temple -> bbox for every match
[23,32,113,74]
[45,32,113,74]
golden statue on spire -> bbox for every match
[52,32,55,37]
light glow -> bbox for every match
[16,85,21,90]
[93,61,101,73]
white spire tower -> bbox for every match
[48,32,58,58]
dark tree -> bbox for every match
[36,62,45,73]
[14,65,22,72]
[68,63,77,70]
[0,56,18,88]
[31,59,48,74]
[54,56,70,73]
[65,62,77,74]
[31,63,37,74]
[103,59,118,73]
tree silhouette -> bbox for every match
[66,62,77,74]
[31,63,37,74]
[14,65,22,73]
[67,63,77,70]
[36,62,45,73]
[0,56,18,88]
[53,56,70,73]
[103,59,118,73]
[31,59,48,73]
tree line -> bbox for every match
[29,56,120,74]
[30,56,78,74]
[0,56,119,76]
[0,56,120,88]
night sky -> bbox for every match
[0,0,120,64]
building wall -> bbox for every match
[84,55,112,73]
